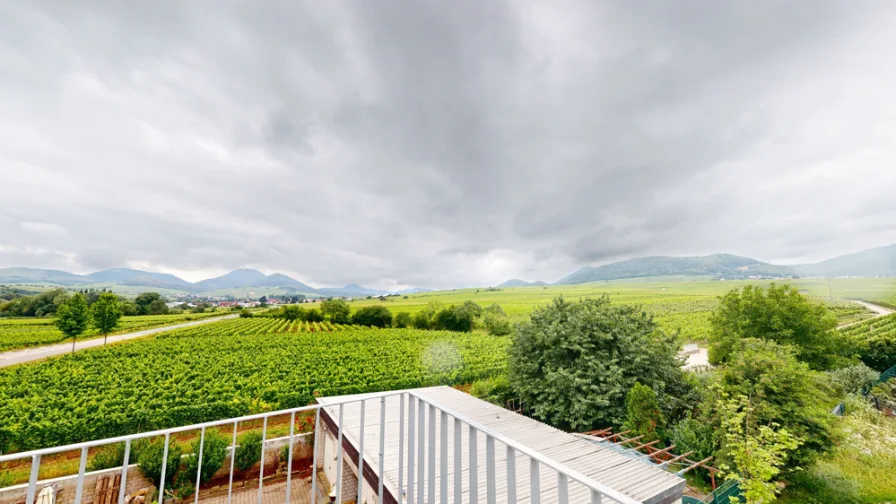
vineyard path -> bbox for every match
[0,314,237,369]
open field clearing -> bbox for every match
[349,278,893,341]
[0,318,509,452]
[0,312,225,352]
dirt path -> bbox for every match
[0,314,237,368]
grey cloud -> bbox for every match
[1,1,895,289]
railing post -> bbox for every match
[591,489,603,504]
[285,412,296,504]
[529,459,540,504]
[159,434,171,504]
[506,446,516,504]
[440,411,448,504]
[428,403,436,504]
[557,473,569,504]
[26,454,40,504]
[378,396,386,504]
[336,404,345,504]
[311,408,321,504]
[357,400,366,504]
[118,440,131,504]
[453,417,461,504]
[195,428,205,504]
[74,447,88,504]
[469,427,478,504]
[486,436,495,504]
[257,416,268,504]
[417,400,425,504]
[398,394,406,504]
[407,395,416,504]
[228,423,237,504]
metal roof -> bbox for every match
[318,386,685,504]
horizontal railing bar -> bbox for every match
[0,390,402,462]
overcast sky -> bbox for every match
[1,1,895,289]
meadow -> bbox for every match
[0,311,225,352]
[349,277,895,341]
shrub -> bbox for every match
[352,306,392,328]
[239,309,252,318]
[233,431,263,472]
[829,362,880,395]
[624,382,665,442]
[89,443,126,471]
[184,429,229,484]
[412,311,431,329]
[393,312,412,328]
[469,375,514,406]
[320,299,351,324]
[135,438,183,487]
[856,330,896,372]
[305,309,324,323]
[484,304,513,335]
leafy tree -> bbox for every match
[305,308,324,323]
[259,296,268,308]
[470,375,515,406]
[56,293,90,353]
[233,431,263,472]
[484,303,513,336]
[432,303,480,332]
[148,298,169,315]
[120,300,138,316]
[718,339,834,469]
[278,305,305,321]
[412,310,431,329]
[708,284,840,370]
[352,305,392,328]
[393,311,412,328]
[509,296,689,429]
[184,429,228,484]
[135,292,164,315]
[91,292,122,345]
[239,308,252,318]
[135,438,183,487]
[717,391,801,504]
[320,299,351,324]
[624,382,665,442]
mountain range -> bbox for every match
[1,244,893,295]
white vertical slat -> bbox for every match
[557,473,569,504]
[194,428,205,504]
[311,408,321,504]
[118,440,131,504]
[453,418,462,504]
[529,459,540,504]
[428,404,436,504]
[73,447,88,504]
[407,395,416,504]
[285,412,296,504]
[417,400,425,504]
[591,489,603,504]
[378,396,386,504]
[228,423,237,504]
[486,436,496,504]
[469,427,478,504]
[257,416,268,504]
[159,434,171,504]
[506,446,516,504]
[26,454,40,504]
[357,400,366,504]
[398,394,406,504]
[336,405,345,504]
[440,411,448,504]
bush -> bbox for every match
[277,305,305,322]
[412,311,431,329]
[352,306,392,328]
[855,330,896,372]
[624,382,665,442]
[184,429,229,484]
[393,312,412,328]
[469,375,514,406]
[305,308,324,323]
[829,362,880,395]
[320,299,351,324]
[484,304,513,335]
[239,308,252,318]
[89,443,126,471]
[233,431,263,472]
[135,438,183,487]
[432,305,476,332]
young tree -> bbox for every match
[393,311,412,328]
[708,284,840,370]
[509,296,689,429]
[717,391,801,504]
[278,304,305,321]
[624,382,665,442]
[412,310,432,329]
[352,305,392,328]
[91,292,122,345]
[134,292,163,315]
[56,293,90,353]
[184,429,229,484]
[484,303,513,336]
[233,431,263,472]
[320,298,351,324]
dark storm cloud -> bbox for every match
[1,1,895,288]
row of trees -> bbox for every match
[0,289,171,317]
[55,292,123,350]
[272,298,514,334]
[498,284,887,503]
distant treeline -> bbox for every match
[0,289,173,317]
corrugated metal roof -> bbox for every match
[318,386,684,504]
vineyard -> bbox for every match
[0,312,224,352]
[0,318,509,451]
[840,312,896,371]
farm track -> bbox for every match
[0,314,238,368]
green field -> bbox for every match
[0,312,225,352]
[0,318,509,451]
[348,278,895,341]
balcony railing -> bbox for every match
[0,390,641,504]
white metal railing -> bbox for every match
[0,390,641,504]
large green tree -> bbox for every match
[509,296,690,430]
[708,284,840,370]
[91,292,122,345]
[135,292,166,315]
[352,305,392,328]
[56,293,90,353]
[320,298,351,324]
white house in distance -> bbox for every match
[317,386,686,504]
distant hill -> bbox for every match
[87,268,193,290]
[397,287,433,295]
[556,254,796,285]
[497,279,549,288]
[792,244,896,277]
[193,269,317,293]
[317,284,389,297]
[0,267,89,285]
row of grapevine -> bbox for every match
[0,312,224,352]
[839,313,896,372]
[0,320,510,451]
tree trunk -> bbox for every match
[104,333,108,345]
[72,336,76,353]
